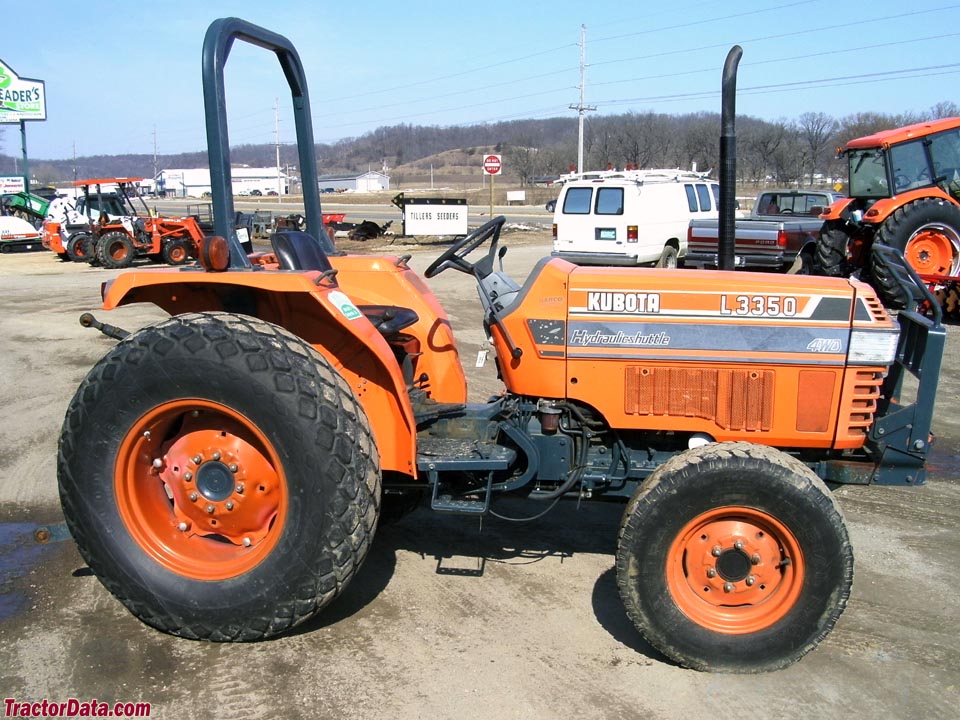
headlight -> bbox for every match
[848,329,899,365]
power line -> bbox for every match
[590,63,960,109]
[589,6,960,71]
[591,0,823,44]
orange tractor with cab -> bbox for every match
[58,20,945,673]
[817,117,960,312]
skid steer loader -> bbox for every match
[57,18,945,673]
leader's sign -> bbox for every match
[0,59,46,123]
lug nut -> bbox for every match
[706,568,716,579]
[212,451,221,461]
[225,501,234,511]
[723,583,734,593]
[192,455,202,465]
[229,464,239,473]
[191,410,200,417]
[236,483,244,494]
[242,537,252,547]
[189,492,198,502]
[734,540,744,550]
[751,554,761,565]
[152,458,163,469]
[746,576,756,586]
[143,431,151,440]
[205,504,215,514]
[712,546,722,557]
[177,522,189,532]
[184,471,193,482]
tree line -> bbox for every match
[2,102,957,188]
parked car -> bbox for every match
[551,169,719,266]
[686,189,844,273]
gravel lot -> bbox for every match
[1,241,958,719]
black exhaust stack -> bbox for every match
[718,45,742,271]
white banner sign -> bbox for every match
[0,59,46,123]
[404,201,468,236]
[0,176,26,193]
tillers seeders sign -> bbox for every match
[0,59,46,123]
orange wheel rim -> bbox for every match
[906,226,960,275]
[109,241,128,261]
[168,246,186,263]
[666,506,804,634]
[115,399,287,580]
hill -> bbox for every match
[3,104,957,190]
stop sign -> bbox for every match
[482,154,502,176]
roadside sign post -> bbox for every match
[0,59,47,195]
[482,154,502,220]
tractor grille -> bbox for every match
[861,294,888,323]
[624,366,774,432]
[841,370,884,438]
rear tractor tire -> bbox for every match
[935,280,960,321]
[871,198,960,308]
[616,441,853,673]
[96,231,136,269]
[58,312,382,640]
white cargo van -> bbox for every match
[551,170,720,266]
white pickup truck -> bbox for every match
[685,189,844,272]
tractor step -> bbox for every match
[416,437,516,472]
[430,492,489,514]
[417,437,516,514]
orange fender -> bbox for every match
[819,197,855,222]
[101,268,418,478]
[860,188,960,226]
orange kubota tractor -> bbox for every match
[58,19,945,673]
[816,117,960,309]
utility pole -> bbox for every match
[569,24,596,175]
[275,98,282,202]
[72,142,77,184]
[152,127,158,194]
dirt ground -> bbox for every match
[1,241,958,720]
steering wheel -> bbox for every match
[424,216,506,278]
[779,208,794,215]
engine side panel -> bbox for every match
[496,260,892,449]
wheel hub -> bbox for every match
[716,548,752,582]
[906,225,960,276]
[115,401,287,581]
[196,461,235,501]
[666,507,805,634]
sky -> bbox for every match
[2,0,959,164]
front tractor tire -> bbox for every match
[58,312,381,641]
[66,232,94,263]
[815,220,854,277]
[161,237,193,266]
[616,442,852,673]
[872,198,960,308]
[96,231,136,269]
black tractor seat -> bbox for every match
[270,230,334,272]
[270,231,418,337]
